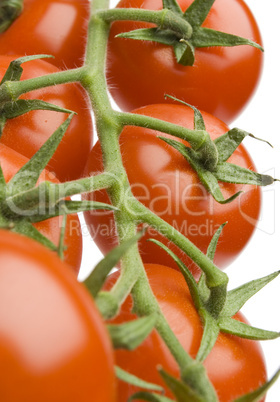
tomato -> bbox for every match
[106,0,263,124]
[83,104,261,277]
[0,230,116,401]
[0,0,89,70]
[105,264,266,401]
[0,143,82,273]
[0,55,93,182]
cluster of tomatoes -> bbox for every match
[0,0,278,401]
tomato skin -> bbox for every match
[107,0,263,124]
[0,55,93,182]
[83,104,261,277]
[105,264,266,401]
[0,0,89,70]
[0,143,82,273]
[0,230,116,402]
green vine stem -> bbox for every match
[80,0,219,398]
[131,198,229,317]
[4,172,115,215]
[0,67,85,105]
[97,7,193,38]
[116,111,219,170]
[131,270,217,401]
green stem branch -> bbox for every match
[97,7,193,39]
[132,198,228,316]
[117,110,219,170]
[84,4,216,396]
[84,0,146,318]
[0,67,85,104]
[131,270,217,401]
[117,111,208,150]
[57,172,115,198]
[3,173,114,218]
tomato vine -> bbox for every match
[0,0,279,400]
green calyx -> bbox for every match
[0,114,116,256]
[150,227,280,360]
[113,0,263,66]
[159,98,276,204]
[0,0,23,33]
[143,227,280,401]
[0,56,69,135]
[0,56,116,254]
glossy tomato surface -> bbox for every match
[0,230,116,402]
[105,264,266,401]
[84,104,261,277]
[0,143,82,273]
[0,0,89,70]
[107,0,263,123]
[0,55,93,182]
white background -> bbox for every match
[79,1,280,400]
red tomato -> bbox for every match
[0,55,93,182]
[0,0,89,70]
[0,143,82,273]
[83,104,261,277]
[105,264,266,401]
[0,230,116,402]
[107,0,263,123]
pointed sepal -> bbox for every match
[84,231,144,298]
[116,27,177,46]
[147,238,201,310]
[214,128,272,163]
[160,369,207,402]
[116,366,164,393]
[234,368,280,402]
[6,114,74,196]
[214,162,274,186]
[214,128,251,163]
[206,223,227,262]
[192,27,263,51]
[195,310,220,362]
[165,96,206,130]
[197,223,226,303]
[0,54,54,84]
[162,0,183,15]
[222,271,280,317]
[116,28,196,66]
[1,99,74,119]
[183,0,215,27]
[218,317,279,341]
[174,39,195,65]
[107,315,157,350]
